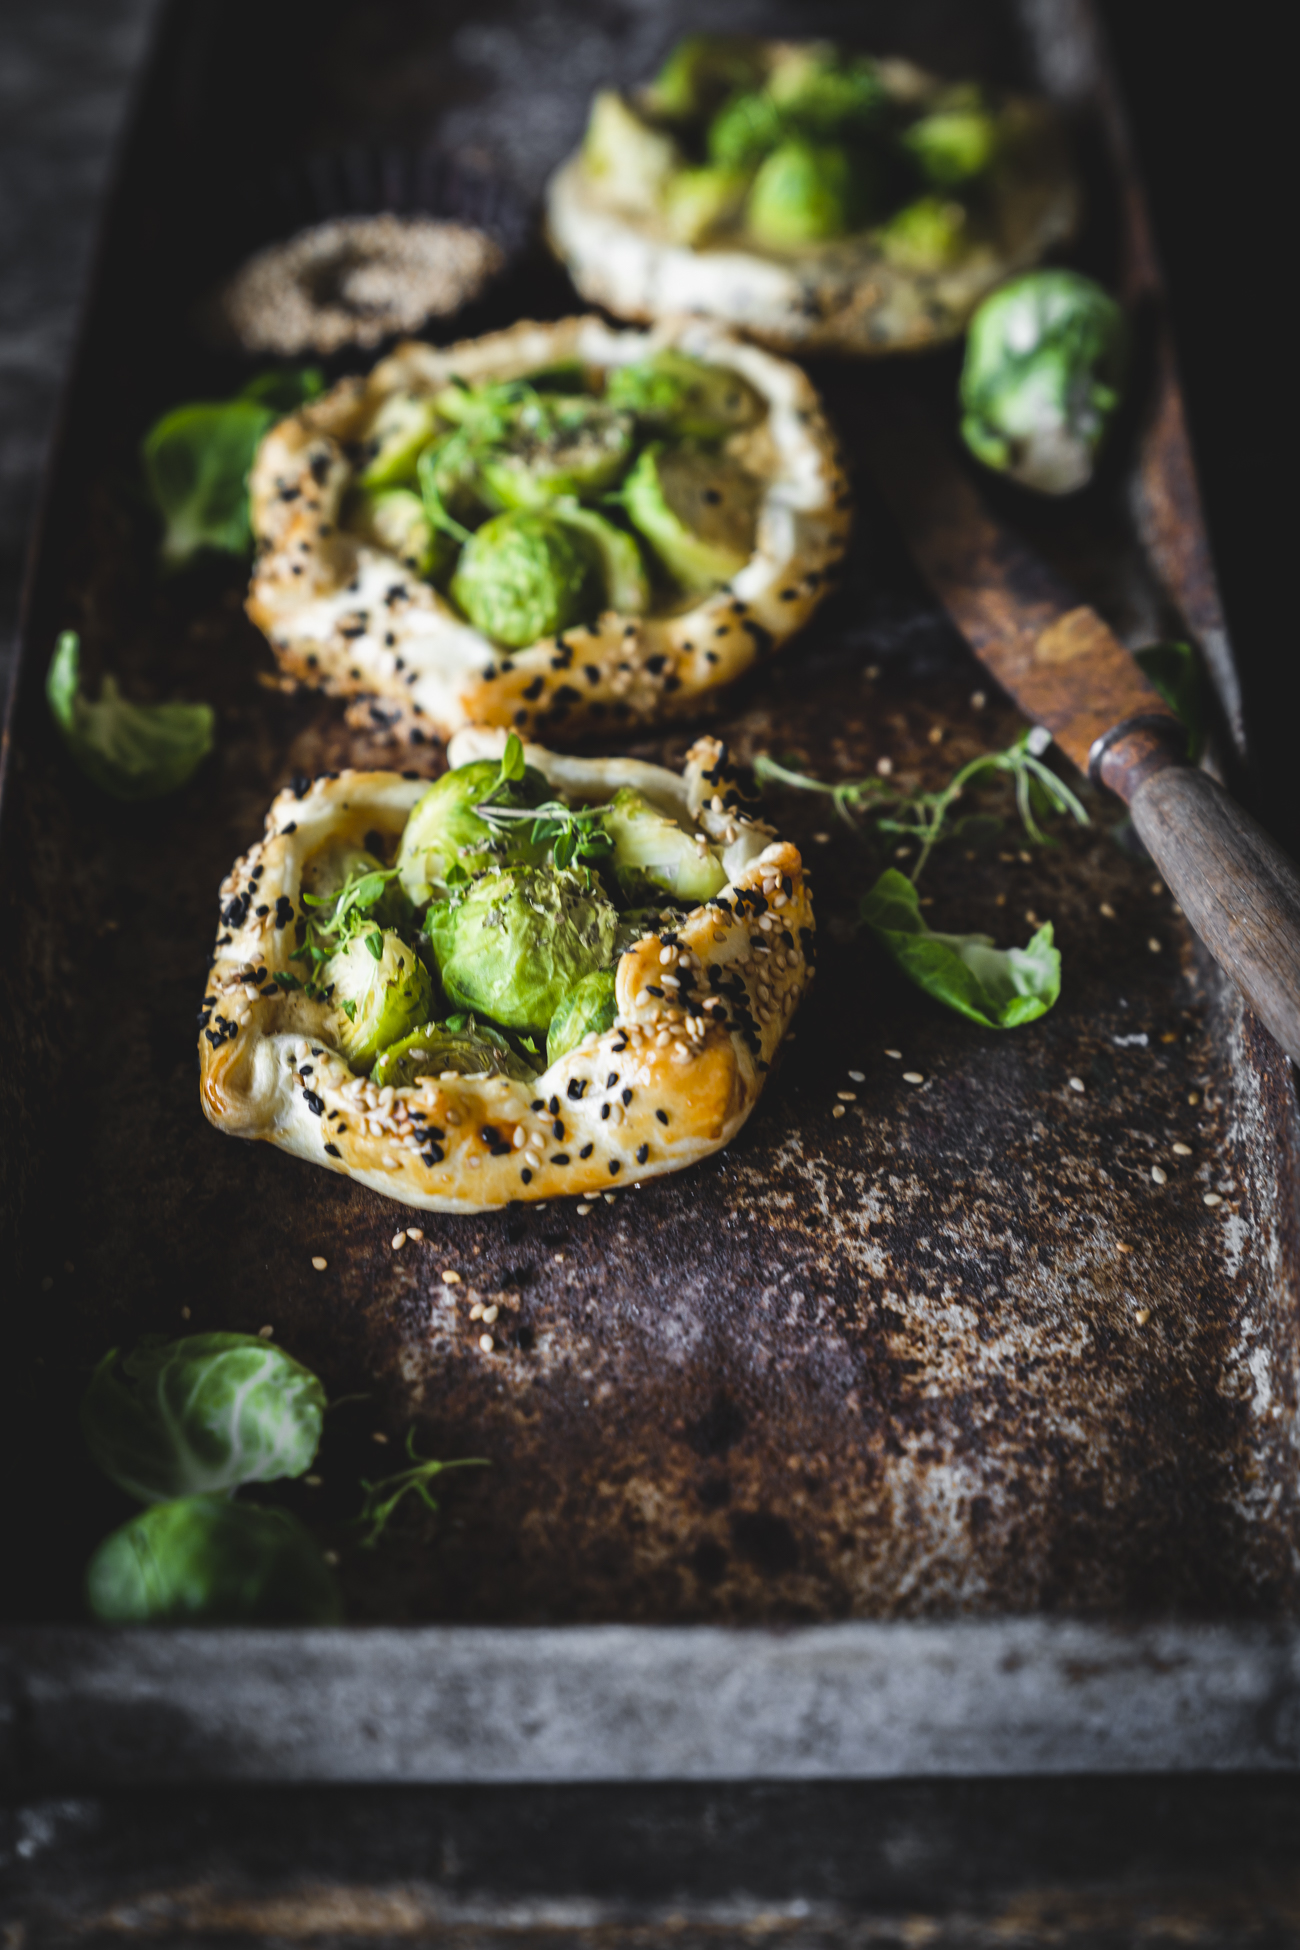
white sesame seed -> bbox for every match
[311,1256,327,1271]
[513,1127,527,1148]
[1150,880,1163,897]
[1148,938,1162,953]
[1116,1243,1133,1254]
[407,1227,423,1241]
[1172,1143,1192,1156]
[392,1231,406,1250]
[927,724,944,744]
[1134,1308,1150,1326]
[1188,1092,1199,1106]
[479,1333,494,1352]
[848,1070,865,1082]
[884,1049,902,1060]
[903,1072,924,1085]
[442,1269,461,1284]
[970,690,986,709]
[813,832,831,844]
[837,1090,857,1101]
[1203,1193,1223,1207]
[604,1192,616,1203]
[180,1306,191,1320]
[876,756,893,777]
[1100,902,1116,919]
[1151,1166,1167,1185]
[258,1325,274,1338]
[469,1302,483,1319]
[659,947,675,965]
[554,1253,565,1263]
[483,1304,499,1324]
[323,1551,340,1567]
[832,1104,847,1119]
[577,1203,593,1215]
[372,1431,388,1444]
[1068,1077,1085,1093]
[304,1475,322,1488]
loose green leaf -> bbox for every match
[86,1494,340,1624]
[500,731,526,782]
[1134,640,1204,764]
[355,1429,487,1547]
[238,368,325,413]
[46,631,214,802]
[862,869,1061,1028]
[81,1332,326,1504]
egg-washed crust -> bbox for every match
[246,315,849,746]
[199,732,814,1215]
[545,58,1077,356]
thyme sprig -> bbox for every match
[355,1428,487,1548]
[754,729,1087,884]
[474,732,614,870]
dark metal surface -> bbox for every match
[1,0,1297,1679]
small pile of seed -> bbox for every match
[208,214,505,356]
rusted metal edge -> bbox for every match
[3,1621,1299,1787]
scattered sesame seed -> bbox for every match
[180,1306,191,1320]
[902,1072,924,1085]
[442,1269,462,1284]
[970,691,986,709]
[304,1475,322,1488]
[372,1431,388,1444]
[554,1253,565,1264]
[1188,1093,1200,1106]
[1134,1308,1151,1326]
[392,1231,407,1250]
[1068,1077,1086,1093]
[469,1302,483,1320]
[832,1104,847,1119]
[1203,1193,1223,1207]
[1151,1166,1167,1185]
[577,1203,593,1215]
[848,1070,865,1082]
[876,757,893,777]
[311,1256,327,1271]
[408,1228,424,1241]
[865,665,880,680]
[258,1325,274,1338]
[1116,1243,1133,1254]
[482,1305,499,1324]
[1172,1142,1192,1156]
[323,1551,340,1567]
[604,1192,616,1203]
[927,724,944,744]
[813,832,831,844]
[479,1333,494,1352]
[1099,902,1116,918]
[884,1049,902,1060]
[837,1091,857,1101]
[1150,880,1164,897]
[1148,938,1162,953]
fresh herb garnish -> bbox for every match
[475,738,615,870]
[355,1428,487,1548]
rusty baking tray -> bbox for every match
[2,0,1298,1788]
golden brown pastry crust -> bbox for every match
[199,733,813,1214]
[245,315,849,745]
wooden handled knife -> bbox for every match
[864,399,1300,1066]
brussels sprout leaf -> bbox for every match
[1134,641,1204,764]
[500,731,527,783]
[862,869,1061,1028]
[238,368,325,413]
[86,1494,340,1624]
[355,1428,487,1548]
[82,1331,326,1504]
[46,631,214,801]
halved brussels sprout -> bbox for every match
[359,392,442,488]
[959,270,1127,495]
[547,970,619,1067]
[605,349,761,440]
[623,442,759,592]
[425,864,618,1033]
[660,166,750,244]
[765,46,887,137]
[708,89,787,171]
[583,90,683,214]
[396,757,549,906]
[477,396,636,510]
[371,1020,538,1088]
[85,1494,340,1625]
[877,194,967,269]
[324,929,434,1068]
[746,139,871,246]
[553,503,650,614]
[301,843,409,932]
[646,34,765,121]
[603,786,728,904]
[346,486,445,578]
[902,107,999,187]
[451,510,598,648]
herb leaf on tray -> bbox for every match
[46,630,214,801]
[355,1428,488,1548]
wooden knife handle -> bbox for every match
[1095,722,1300,1063]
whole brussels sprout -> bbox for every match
[708,89,787,171]
[605,350,761,441]
[646,35,765,121]
[660,165,750,244]
[451,511,598,648]
[86,1494,340,1625]
[547,970,619,1067]
[81,1333,326,1504]
[604,786,728,904]
[877,194,967,270]
[583,90,683,214]
[746,139,874,246]
[477,396,636,510]
[371,1019,539,1089]
[396,757,550,906]
[902,106,999,187]
[623,442,759,592]
[425,865,618,1033]
[553,504,650,615]
[959,271,1127,495]
[359,392,442,488]
[346,486,446,579]
[324,929,433,1068]
[765,47,887,138]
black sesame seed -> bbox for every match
[552,1119,565,1140]
[303,1091,324,1116]
[480,1125,500,1146]
[636,1144,649,1164]
[551,1153,570,1166]
[521,1168,533,1184]
[621,1088,632,1105]
[567,1078,587,1099]
[548,1096,560,1115]
[423,1145,445,1166]
[656,1109,669,1125]
[579,1143,594,1158]
[324,1143,341,1157]
[609,1160,621,1175]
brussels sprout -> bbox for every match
[371,1020,538,1088]
[553,504,650,614]
[46,631,214,802]
[959,271,1128,495]
[359,392,442,488]
[603,786,728,904]
[81,1332,326,1504]
[142,398,275,567]
[397,757,549,905]
[547,971,619,1067]
[302,845,410,936]
[660,166,750,244]
[877,194,967,270]
[902,107,999,187]
[605,350,761,441]
[346,486,446,579]
[646,35,765,121]
[623,443,758,593]
[451,510,598,648]
[862,869,1060,1029]
[477,396,637,510]
[239,368,325,413]
[747,139,877,246]
[425,865,618,1033]
[324,929,434,1067]
[583,90,683,213]
[86,1494,340,1625]
[765,47,887,137]
[707,89,787,171]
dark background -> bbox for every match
[1,2,1295,1939]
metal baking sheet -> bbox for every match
[1,0,1297,1783]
